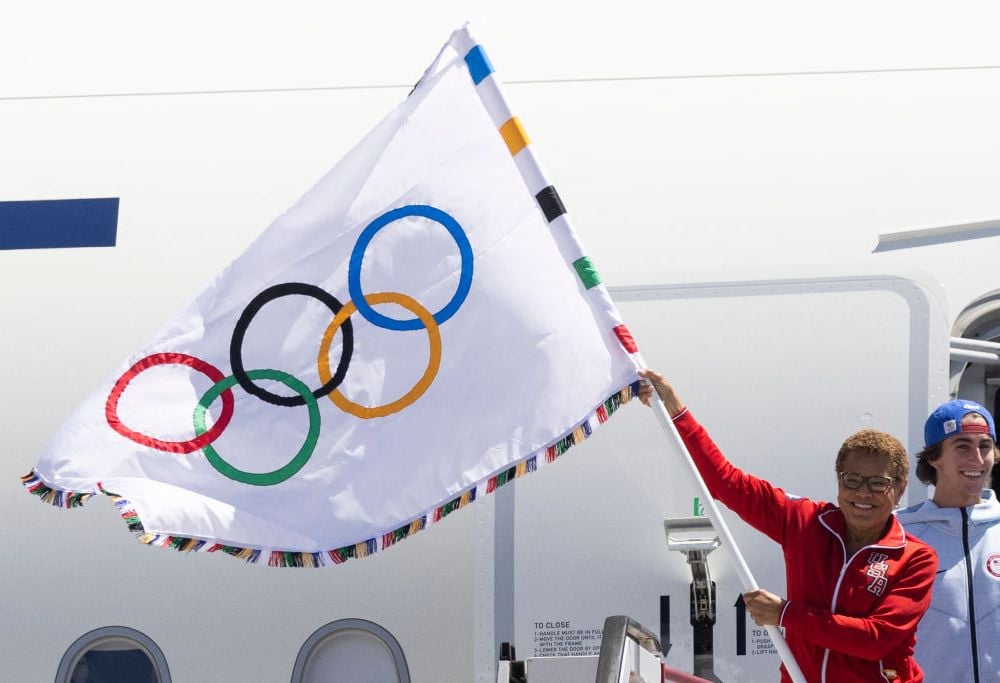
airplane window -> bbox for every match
[57,627,170,683]
[291,618,410,683]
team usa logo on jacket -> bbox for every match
[987,553,1000,579]
[865,552,890,596]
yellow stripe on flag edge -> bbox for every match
[20,380,641,568]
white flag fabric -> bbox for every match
[23,26,642,567]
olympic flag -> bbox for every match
[22,26,642,567]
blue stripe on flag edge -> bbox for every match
[464,44,493,85]
[0,198,119,250]
[19,381,643,568]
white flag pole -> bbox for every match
[448,24,806,683]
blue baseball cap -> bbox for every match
[924,399,996,448]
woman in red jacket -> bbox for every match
[639,369,937,683]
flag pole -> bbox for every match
[449,25,806,683]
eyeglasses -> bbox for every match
[838,472,895,493]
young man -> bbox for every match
[897,399,1000,682]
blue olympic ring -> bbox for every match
[348,205,473,331]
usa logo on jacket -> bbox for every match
[865,552,890,596]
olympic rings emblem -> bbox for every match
[104,205,472,486]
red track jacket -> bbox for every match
[673,410,937,682]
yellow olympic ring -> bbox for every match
[317,292,441,419]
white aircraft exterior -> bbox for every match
[2,3,999,681]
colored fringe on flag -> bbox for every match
[22,25,642,566]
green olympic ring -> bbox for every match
[193,369,321,486]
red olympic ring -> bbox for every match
[105,352,236,453]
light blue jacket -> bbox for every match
[896,490,1000,682]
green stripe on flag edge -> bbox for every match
[572,256,602,289]
[17,381,642,568]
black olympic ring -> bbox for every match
[230,282,354,407]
